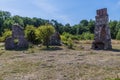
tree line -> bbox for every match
[0,10,120,40]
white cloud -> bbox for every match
[33,0,58,14]
[32,0,72,24]
[0,0,72,24]
[0,0,23,15]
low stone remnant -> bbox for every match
[5,24,28,50]
[92,8,112,50]
[50,32,61,46]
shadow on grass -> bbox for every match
[6,48,28,51]
[109,49,120,52]
[92,48,120,52]
[41,46,63,51]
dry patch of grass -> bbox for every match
[0,42,120,80]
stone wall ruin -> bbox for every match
[92,8,112,50]
[5,24,28,50]
[50,32,61,46]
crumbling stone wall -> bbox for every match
[50,32,61,46]
[5,24,28,50]
[92,8,112,50]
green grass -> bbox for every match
[105,78,120,80]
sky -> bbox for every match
[0,0,120,25]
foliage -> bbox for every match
[12,15,24,27]
[0,11,11,35]
[116,29,120,40]
[61,33,74,49]
[62,32,80,41]
[14,38,19,44]
[80,32,94,40]
[109,20,118,39]
[1,10,120,40]
[67,38,74,49]
[0,29,12,42]
[38,24,55,48]
[25,25,40,44]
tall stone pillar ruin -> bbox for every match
[92,8,112,50]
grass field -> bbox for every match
[0,40,120,80]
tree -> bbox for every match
[51,19,63,34]
[23,17,33,27]
[38,24,55,48]
[32,17,50,27]
[25,25,38,44]
[3,18,15,29]
[116,29,120,40]
[88,20,95,33]
[80,20,88,26]
[0,11,11,35]
[115,21,120,36]
[109,20,118,39]
[12,15,24,27]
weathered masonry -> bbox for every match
[5,24,28,50]
[92,8,112,50]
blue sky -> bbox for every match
[0,0,120,25]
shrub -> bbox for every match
[71,35,80,40]
[80,32,94,40]
[38,24,55,48]
[62,32,72,39]
[1,29,12,42]
[61,35,67,44]
[25,25,41,44]
[67,38,74,49]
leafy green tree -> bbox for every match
[116,29,120,40]
[115,21,120,36]
[51,19,63,34]
[80,20,88,26]
[38,24,55,48]
[63,23,72,34]
[12,15,24,27]
[23,17,33,27]
[109,20,118,39]
[25,25,38,44]
[3,18,15,29]
[0,11,11,35]
[88,20,95,33]
[32,17,49,27]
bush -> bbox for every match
[62,32,80,40]
[71,35,80,40]
[1,29,12,42]
[62,32,72,39]
[80,32,94,40]
[25,25,41,44]
[67,38,74,49]
[0,37,4,42]
[38,24,55,48]
[61,35,67,44]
